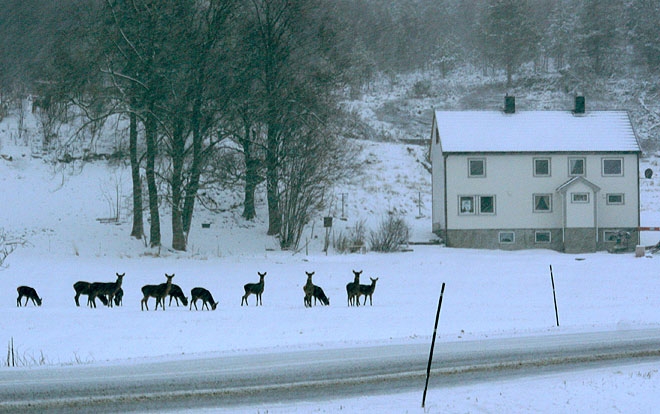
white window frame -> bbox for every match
[535,231,552,244]
[571,192,589,203]
[478,195,496,215]
[458,195,496,215]
[459,196,475,215]
[499,231,515,244]
[533,157,551,177]
[602,157,623,176]
[533,193,553,213]
[468,158,486,178]
[568,157,585,176]
[606,193,625,205]
[603,230,620,242]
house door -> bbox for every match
[557,177,601,253]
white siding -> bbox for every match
[444,153,639,230]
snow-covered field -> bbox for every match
[2,112,660,412]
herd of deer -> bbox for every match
[15,269,379,310]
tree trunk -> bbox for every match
[266,124,280,236]
[182,95,204,236]
[145,111,161,247]
[242,125,257,220]
[129,111,144,240]
[170,125,187,252]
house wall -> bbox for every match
[430,123,446,234]
[434,152,639,251]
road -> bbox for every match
[1,328,660,413]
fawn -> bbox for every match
[346,270,362,306]
[113,288,123,306]
[358,277,379,306]
[17,286,42,307]
[241,272,266,306]
[73,281,109,307]
[190,287,218,311]
[88,273,125,308]
[141,273,175,311]
[168,284,189,307]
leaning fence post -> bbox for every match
[550,265,559,327]
[422,282,446,408]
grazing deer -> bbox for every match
[190,287,218,311]
[141,273,175,311]
[168,284,189,307]
[16,286,42,307]
[73,281,108,307]
[241,272,266,306]
[88,273,125,308]
[346,270,362,307]
[313,285,330,306]
[303,271,315,307]
[358,277,379,306]
[113,288,123,306]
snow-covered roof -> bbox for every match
[434,110,640,153]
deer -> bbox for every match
[113,288,123,306]
[88,273,125,308]
[303,271,315,307]
[357,277,379,306]
[346,270,362,307]
[241,272,266,306]
[16,286,42,307]
[303,271,329,307]
[141,273,175,311]
[190,287,218,311]
[73,281,108,307]
[168,284,189,307]
[313,284,330,306]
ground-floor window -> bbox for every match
[535,231,552,243]
[499,231,515,244]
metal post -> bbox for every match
[422,282,446,408]
[550,265,559,327]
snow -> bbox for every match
[434,110,640,153]
[2,106,660,412]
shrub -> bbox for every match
[334,220,367,253]
[369,215,410,252]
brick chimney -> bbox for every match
[504,95,515,114]
[574,96,585,114]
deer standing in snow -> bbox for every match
[241,272,266,306]
[17,286,42,307]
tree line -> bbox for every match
[0,0,659,252]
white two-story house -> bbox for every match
[431,96,641,253]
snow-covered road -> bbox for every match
[2,328,660,413]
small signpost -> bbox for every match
[323,216,333,254]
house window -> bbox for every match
[534,158,551,177]
[602,158,623,176]
[533,194,552,212]
[435,129,439,144]
[468,158,485,177]
[459,196,475,214]
[571,192,589,203]
[603,230,620,242]
[499,231,515,244]
[479,195,495,214]
[569,157,585,176]
[459,195,496,215]
[607,193,624,205]
[535,231,551,243]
